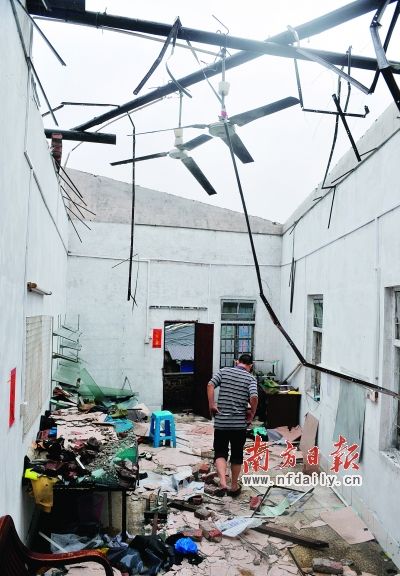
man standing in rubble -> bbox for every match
[207,353,258,497]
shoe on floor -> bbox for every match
[227,485,242,497]
[214,487,227,497]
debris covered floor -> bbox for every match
[95,413,397,576]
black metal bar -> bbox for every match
[27,1,398,68]
[127,117,136,303]
[42,101,119,118]
[289,259,296,313]
[133,17,181,95]
[381,67,400,111]
[369,1,400,93]
[302,106,369,118]
[332,94,362,161]
[66,213,82,243]
[65,205,91,230]
[10,0,59,126]
[15,0,66,65]
[370,2,400,111]
[327,186,337,228]
[296,47,370,94]
[254,524,329,549]
[223,98,400,400]
[44,128,116,144]
[321,75,342,190]
[57,165,85,201]
[25,0,397,131]
[222,120,308,364]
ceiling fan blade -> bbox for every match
[180,156,217,196]
[177,134,213,151]
[110,152,168,166]
[219,130,254,164]
[229,96,300,127]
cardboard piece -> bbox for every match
[216,516,262,537]
[320,507,374,544]
[299,413,320,474]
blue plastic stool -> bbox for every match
[149,410,176,448]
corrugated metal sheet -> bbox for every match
[165,343,194,361]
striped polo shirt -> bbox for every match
[210,365,258,430]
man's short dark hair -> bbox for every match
[238,353,253,365]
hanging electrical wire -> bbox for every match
[126,114,137,304]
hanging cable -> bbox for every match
[126,114,137,304]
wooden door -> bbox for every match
[193,323,214,419]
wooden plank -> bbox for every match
[253,524,329,549]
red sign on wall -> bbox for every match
[152,328,162,348]
[9,368,16,428]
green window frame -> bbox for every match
[220,301,255,367]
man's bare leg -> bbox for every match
[215,457,228,489]
[230,463,242,491]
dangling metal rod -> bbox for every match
[332,93,362,161]
[15,0,66,65]
[66,213,82,243]
[63,0,400,132]
[65,205,92,231]
[289,27,368,118]
[326,49,352,226]
[370,1,400,111]
[222,120,400,400]
[321,74,343,191]
[126,115,137,304]
[369,1,400,93]
[56,164,86,202]
[10,0,59,125]
[133,17,182,95]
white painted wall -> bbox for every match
[0,2,68,538]
[3,3,399,561]
[279,104,400,565]
[66,172,283,411]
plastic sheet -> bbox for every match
[174,537,198,554]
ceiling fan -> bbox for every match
[110,130,218,196]
[133,95,300,164]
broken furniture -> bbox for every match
[0,515,114,576]
[26,407,139,540]
[150,410,177,448]
[258,387,301,429]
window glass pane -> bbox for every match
[312,331,322,364]
[395,292,400,340]
[221,324,235,338]
[313,299,323,328]
[311,370,321,399]
[221,301,255,321]
[238,339,252,353]
[238,325,251,338]
[220,310,255,368]
[222,302,238,315]
[221,353,234,367]
[238,302,255,321]
[221,339,234,353]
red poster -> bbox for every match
[152,328,162,348]
[9,368,16,428]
